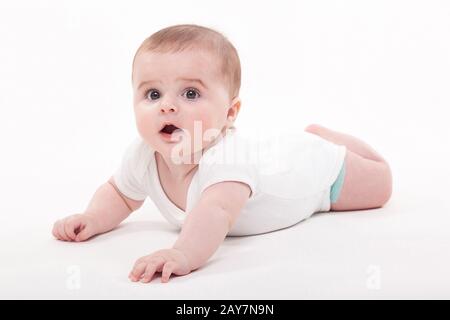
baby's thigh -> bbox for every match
[330,150,392,211]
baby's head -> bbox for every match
[131,24,242,161]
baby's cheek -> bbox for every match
[201,120,222,142]
[198,110,223,130]
[186,115,208,137]
[135,110,154,139]
[181,118,212,152]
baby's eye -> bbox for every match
[146,89,160,100]
[183,88,200,100]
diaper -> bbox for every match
[330,159,346,203]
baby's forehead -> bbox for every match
[133,50,224,86]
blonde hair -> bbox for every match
[132,24,241,99]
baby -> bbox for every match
[52,24,393,283]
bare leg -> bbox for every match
[304,124,387,163]
[304,124,393,211]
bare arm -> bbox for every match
[172,181,251,271]
[128,180,251,282]
[52,176,145,242]
[85,176,145,233]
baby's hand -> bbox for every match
[129,248,192,283]
[52,213,100,242]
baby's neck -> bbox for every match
[156,151,199,182]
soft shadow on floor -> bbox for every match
[85,220,179,243]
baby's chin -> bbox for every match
[155,131,227,164]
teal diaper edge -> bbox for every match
[330,160,346,204]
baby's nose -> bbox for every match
[160,103,178,113]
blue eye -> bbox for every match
[183,88,200,100]
[146,89,160,100]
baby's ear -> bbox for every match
[227,97,241,122]
[231,96,241,109]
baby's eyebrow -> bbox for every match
[137,79,160,91]
[137,78,208,91]
[177,78,208,90]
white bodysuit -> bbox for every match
[113,128,347,236]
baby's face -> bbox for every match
[132,49,235,161]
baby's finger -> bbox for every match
[141,257,165,283]
[52,221,61,239]
[140,263,159,283]
[57,221,70,241]
[129,262,147,282]
[64,218,78,241]
[161,261,176,283]
[75,224,94,242]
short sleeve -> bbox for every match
[197,133,258,198]
[112,137,149,201]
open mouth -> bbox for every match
[160,124,180,135]
[159,124,184,142]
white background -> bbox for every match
[1,0,449,299]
